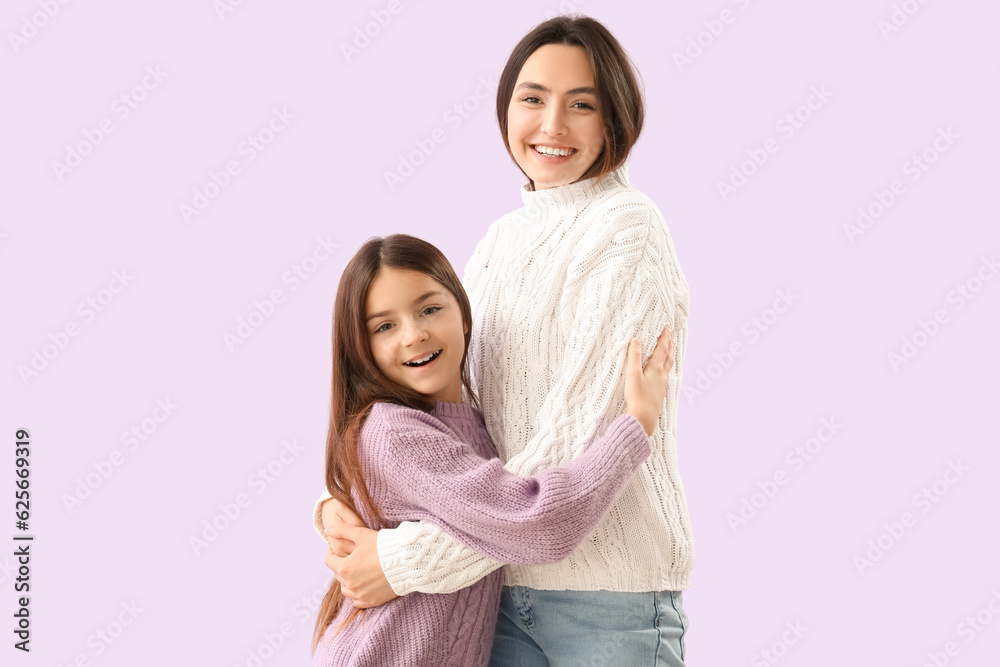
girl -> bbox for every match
[321,14,695,666]
[311,233,674,666]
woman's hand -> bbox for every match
[325,522,399,609]
[321,496,364,557]
[624,326,675,436]
[321,498,398,609]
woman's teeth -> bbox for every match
[404,351,440,367]
[533,145,575,157]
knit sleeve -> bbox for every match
[312,477,503,596]
[504,200,688,476]
[312,490,331,544]
[375,520,504,596]
[369,409,650,567]
[310,473,503,595]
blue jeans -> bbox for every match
[489,585,688,666]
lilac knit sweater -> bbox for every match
[315,400,650,667]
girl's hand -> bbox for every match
[325,523,398,609]
[624,327,675,436]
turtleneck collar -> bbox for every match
[431,399,482,421]
[520,163,631,213]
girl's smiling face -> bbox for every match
[365,267,468,404]
[506,43,606,190]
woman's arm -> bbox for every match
[327,518,506,605]
[321,325,673,602]
[313,491,332,542]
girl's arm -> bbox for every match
[368,407,651,565]
[319,411,649,604]
[319,324,673,602]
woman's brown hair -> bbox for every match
[496,15,645,190]
[311,234,477,655]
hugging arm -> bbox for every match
[319,406,650,597]
[316,498,505,598]
[320,204,683,599]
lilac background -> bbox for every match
[2,0,999,665]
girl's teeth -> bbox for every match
[405,351,439,366]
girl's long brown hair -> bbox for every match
[311,234,478,655]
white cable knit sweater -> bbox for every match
[314,163,694,594]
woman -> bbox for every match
[318,15,694,665]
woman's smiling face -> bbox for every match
[506,43,606,190]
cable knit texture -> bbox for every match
[362,164,696,594]
[313,163,694,597]
[315,400,650,666]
